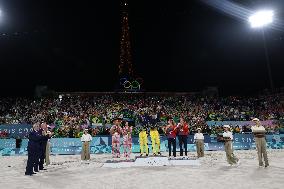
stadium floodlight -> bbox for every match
[248,10,275,91]
[248,10,274,28]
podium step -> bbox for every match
[102,156,200,168]
[134,156,170,167]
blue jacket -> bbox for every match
[27,130,42,152]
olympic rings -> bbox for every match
[124,81,132,89]
[120,77,142,90]
[131,80,140,89]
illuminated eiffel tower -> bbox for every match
[117,0,143,91]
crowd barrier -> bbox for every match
[206,120,277,126]
[0,134,283,156]
[0,120,280,139]
[0,119,279,130]
[0,124,32,138]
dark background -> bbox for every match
[0,0,283,96]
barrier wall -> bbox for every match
[1,134,283,156]
[0,120,280,139]
[206,120,277,126]
[0,124,33,138]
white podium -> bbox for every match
[102,156,200,168]
[134,156,170,167]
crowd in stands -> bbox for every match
[0,93,283,138]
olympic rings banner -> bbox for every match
[1,134,284,156]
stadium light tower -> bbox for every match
[248,10,275,91]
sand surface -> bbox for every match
[1,150,284,189]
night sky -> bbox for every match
[0,0,283,96]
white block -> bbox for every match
[134,157,170,167]
[102,157,201,168]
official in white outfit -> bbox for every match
[223,125,238,165]
[194,128,204,158]
[251,118,269,167]
[81,129,92,160]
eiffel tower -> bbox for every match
[117,0,143,91]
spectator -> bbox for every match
[0,93,283,136]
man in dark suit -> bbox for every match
[25,123,42,176]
